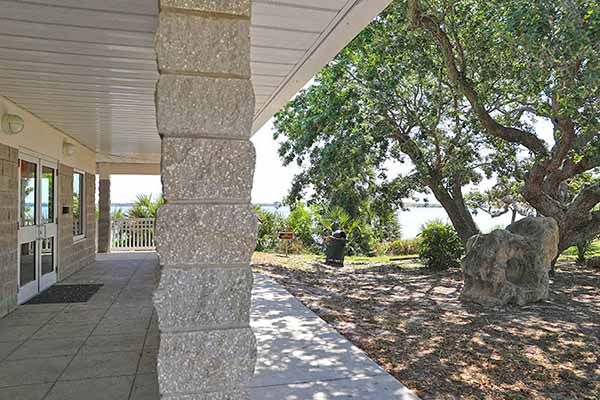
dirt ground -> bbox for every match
[252,253,600,400]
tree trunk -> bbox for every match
[523,177,600,254]
[428,181,480,244]
[576,241,588,265]
[407,0,600,261]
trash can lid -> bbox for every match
[332,230,347,239]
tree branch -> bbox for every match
[568,181,600,215]
[407,0,549,156]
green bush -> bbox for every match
[419,221,464,270]
[255,206,286,252]
[287,202,315,248]
[311,204,369,255]
[127,194,164,219]
[383,238,422,256]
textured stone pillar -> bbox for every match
[97,177,111,253]
[153,1,257,399]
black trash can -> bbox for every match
[325,230,347,266]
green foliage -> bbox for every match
[561,239,600,261]
[380,238,422,256]
[419,221,464,270]
[255,206,287,252]
[112,208,125,220]
[467,177,534,222]
[287,202,315,248]
[312,203,375,255]
[72,192,80,219]
[273,0,498,243]
[409,0,600,249]
[254,202,397,256]
[127,194,164,219]
[275,0,600,249]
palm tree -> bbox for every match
[127,194,164,219]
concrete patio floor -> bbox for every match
[0,253,417,400]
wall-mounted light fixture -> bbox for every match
[63,141,76,156]
[1,113,24,135]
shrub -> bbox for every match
[287,202,315,248]
[127,194,164,219]
[255,206,286,252]
[419,221,464,270]
[384,238,422,256]
[311,204,367,255]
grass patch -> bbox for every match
[252,252,419,270]
[559,239,600,261]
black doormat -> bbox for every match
[25,284,104,304]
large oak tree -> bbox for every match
[274,0,599,253]
[408,0,599,253]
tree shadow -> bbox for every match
[254,260,600,399]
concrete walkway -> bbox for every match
[0,253,417,400]
[250,274,417,399]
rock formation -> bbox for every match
[461,216,559,307]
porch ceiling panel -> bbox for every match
[0,0,392,163]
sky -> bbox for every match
[109,119,299,204]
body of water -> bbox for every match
[398,207,516,239]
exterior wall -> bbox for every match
[0,147,95,315]
[0,143,18,318]
[58,165,96,280]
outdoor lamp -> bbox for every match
[1,113,24,135]
[63,141,76,156]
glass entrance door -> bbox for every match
[17,154,58,304]
[39,161,58,292]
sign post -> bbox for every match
[278,232,295,257]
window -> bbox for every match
[73,171,85,239]
[20,160,37,227]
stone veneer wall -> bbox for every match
[58,164,96,280]
[0,143,18,318]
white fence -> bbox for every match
[111,218,156,251]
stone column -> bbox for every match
[153,1,257,399]
[97,175,111,253]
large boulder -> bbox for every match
[460,216,559,307]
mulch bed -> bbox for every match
[253,258,600,400]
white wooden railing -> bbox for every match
[111,218,156,251]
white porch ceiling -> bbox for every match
[0,0,392,163]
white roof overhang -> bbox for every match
[0,0,393,164]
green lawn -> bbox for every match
[252,252,418,268]
[255,238,600,266]
[559,239,600,261]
